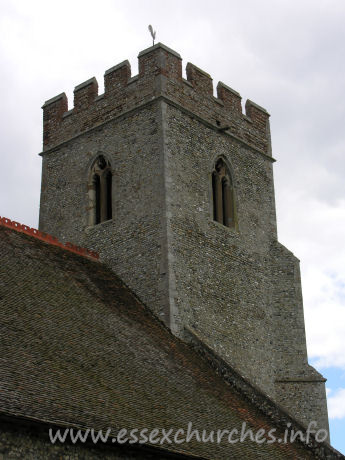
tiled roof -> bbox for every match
[0,225,342,459]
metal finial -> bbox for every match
[148,25,156,46]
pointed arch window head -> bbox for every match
[212,158,235,228]
[89,155,113,226]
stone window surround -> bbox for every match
[211,157,236,228]
[88,155,113,226]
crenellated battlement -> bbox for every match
[42,43,271,155]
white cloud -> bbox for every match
[328,388,345,420]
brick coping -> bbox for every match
[0,216,99,261]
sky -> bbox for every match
[0,0,344,453]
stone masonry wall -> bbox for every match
[163,102,328,430]
[39,43,329,434]
[0,417,189,460]
[271,241,330,433]
[40,103,170,322]
[163,102,277,395]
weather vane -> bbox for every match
[148,25,156,46]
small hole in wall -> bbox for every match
[216,120,220,126]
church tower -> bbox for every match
[39,43,329,433]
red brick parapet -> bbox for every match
[42,42,271,156]
[0,217,99,261]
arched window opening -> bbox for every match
[106,171,112,221]
[94,174,101,225]
[212,158,235,228]
[89,155,113,226]
[212,172,217,221]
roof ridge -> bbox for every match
[0,216,99,261]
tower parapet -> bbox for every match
[42,43,271,155]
